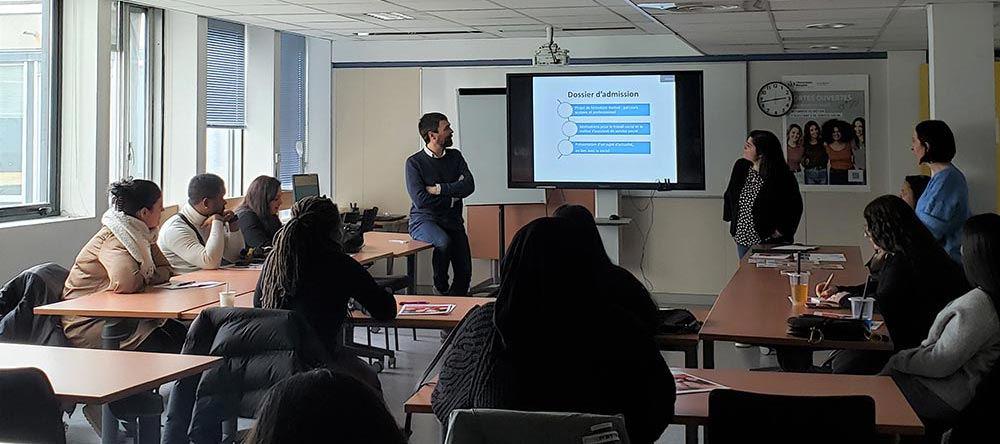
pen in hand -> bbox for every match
[818,273,835,297]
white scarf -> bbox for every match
[101,208,158,280]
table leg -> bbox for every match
[100,405,118,444]
[702,340,715,369]
[684,346,698,369]
[137,415,160,444]
[101,319,131,444]
[386,257,395,275]
[406,255,417,295]
[685,425,699,444]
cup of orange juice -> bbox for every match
[785,271,810,306]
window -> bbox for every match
[0,0,58,221]
[277,32,305,190]
[110,2,160,182]
[204,18,245,196]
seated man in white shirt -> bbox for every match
[158,173,245,273]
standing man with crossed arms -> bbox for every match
[405,112,475,296]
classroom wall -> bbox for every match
[331,49,930,296]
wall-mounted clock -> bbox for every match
[757,81,794,117]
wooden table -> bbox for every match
[364,232,433,294]
[655,307,709,369]
[699,246,893,368]
[403,369,923,437]
[181,294,493,328]
[0,343,221,444]
[34,269,260,320]
[351,295,492,330]
[350,248,394,266]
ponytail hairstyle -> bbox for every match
[109,179,162,218]
[257,196,343,309]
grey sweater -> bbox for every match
[884,288,1000,411]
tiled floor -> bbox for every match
[63,306,828,443]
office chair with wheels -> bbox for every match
[0,367,67,444]
[707,389,877,444]
[444,409,631,444]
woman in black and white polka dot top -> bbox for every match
[723,130,804,260]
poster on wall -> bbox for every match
[782,75,869,191]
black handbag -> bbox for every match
[657,308,702,334]
[786,315,871,344]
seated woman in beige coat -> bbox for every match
[62,179,186,352]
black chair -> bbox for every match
[946,362,1000,443]
[164,307,339,444]
[0,367,67,444]
[0,262,69,346]
[707,389,877,444]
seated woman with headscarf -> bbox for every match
[431,218,676,444]
[553,204,660,334]
[254,196,397,391]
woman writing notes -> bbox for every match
[816,195,969,375]
[882,214,1000,441]
[911,120,970,262]
[723,130,803,259]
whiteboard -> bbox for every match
[421,63,747,197]
[455,90,546,205]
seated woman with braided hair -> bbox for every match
[254,196,397,390]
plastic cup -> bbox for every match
[219,290,237,308]
[849,296,875,327]
[786,271,810,306]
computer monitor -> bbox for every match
[292,174,320,202]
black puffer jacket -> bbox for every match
[163,307,335,444]
[0,263,69,346]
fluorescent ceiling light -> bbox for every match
[365,12,413,21]
[637,3,739,12]
[810,44,843,50]
[805,23,852,30]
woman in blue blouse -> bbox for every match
[911,120,970,262]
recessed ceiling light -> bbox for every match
[356,32,371,36]
[364,12,414,21]
[805,23,852,30]
[810,44,843,50]
[637,3,739,12]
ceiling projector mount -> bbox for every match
[533,25,569,66]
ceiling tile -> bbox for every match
[219,4,323,15]
[389,0,500,11]
[650,11,771,25]
[254,13,356,23]
[492,0,600,7]
[772,8,893,23]
[431,9,525,20]
[769,0,903,10]
[309,2,415,14]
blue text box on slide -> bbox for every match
[572,142,651,154]
[571,103,650,117]
[576,122,651,136]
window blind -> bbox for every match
[278,32,306,188]
[206,19,245,128]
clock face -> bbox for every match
[757,81,794,117]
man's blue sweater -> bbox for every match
[405,148,475,228]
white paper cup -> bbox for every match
[849,296,875,327]
[219,290,237,307]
